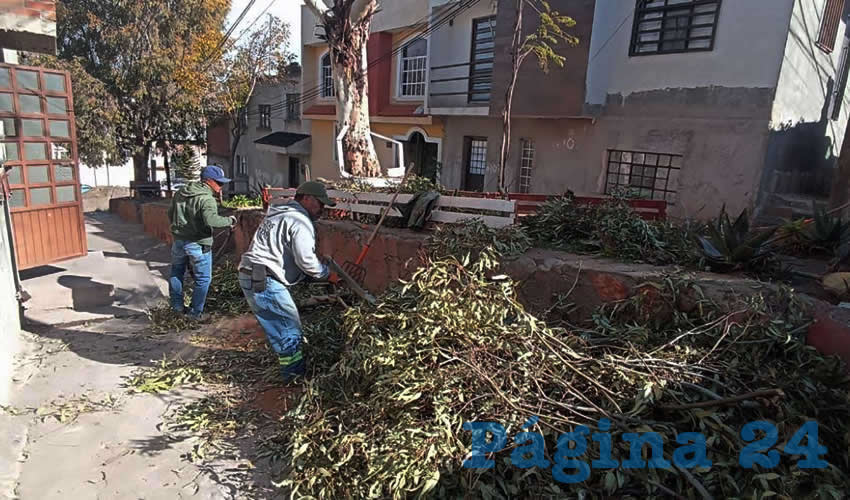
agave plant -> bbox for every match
[697,207,777,271]
[803,202,850,252]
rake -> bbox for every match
[342,166,413,286]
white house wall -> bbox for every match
[759,0,850,203]
[586,0,794,106]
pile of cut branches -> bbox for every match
[276,246,850,498]
[521,194,702,266]
[146,261,251,333]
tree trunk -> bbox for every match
[499,0,525,196]
[327,4,380,177]
[162,140,172,194]
[132,142,151,183]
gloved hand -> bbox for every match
[327,271,341,284]
[229,216,238,228]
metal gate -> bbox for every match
[0,64,86,270]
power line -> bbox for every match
[245,0,482,117]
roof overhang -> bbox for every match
[254,132,311,155]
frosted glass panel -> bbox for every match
[19,94,41,114]
[54,164,75,182]
[24,143,46,160]
[1,118,17,137]
[47,97,68,114]
[56,185,76,203]
[9,189,25,208]
[0,68,10,89]
[22,119,43,136]
[1,143,19,161]
[17,70,39,90]
[30,187,51,206]
[0,93,13,112]
[49,120,70,138]
[28,165,49,184]
[44,73,66,92]
[5,166,22,184]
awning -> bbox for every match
[254,132,311,155]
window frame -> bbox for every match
[286,93,300,120]
[604,148,681,203]
[629,0,723,57]
[320,51,335,99]
[518,138,535,194]
[397,38,428,99]
[258,104,272,129]
[469,16,497,103]
[817,0,846,53]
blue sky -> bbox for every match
[227,0,304,61]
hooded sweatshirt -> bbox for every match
[239,201,329,286]
[168,181,233,247]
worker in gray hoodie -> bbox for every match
[237,181,340,383]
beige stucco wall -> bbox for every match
[440,108,771,220]
[309,120,446,181]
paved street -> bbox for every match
[0,213,282,500]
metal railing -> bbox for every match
[428,59,493,105]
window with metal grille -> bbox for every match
[832,34,850,120]
[286,93,300,120]
[236,155,247,177]
[519,139,534,193]
[321,53,335,98]
[400,38,427,97]
[467,138,487,175]
[469,16,496,103]
[818,0,846,53]
[605,149,681,203]
[630,0,722,56]
[259,104,271,129]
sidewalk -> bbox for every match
[0,213,282,500]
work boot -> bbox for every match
[187,312,213,324]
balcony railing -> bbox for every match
[428,59,493,109]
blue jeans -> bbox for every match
[238,271,305,382]
[169,240,213,318]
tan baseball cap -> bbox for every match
[296,181,336,207]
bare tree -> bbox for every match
[305,0,381,178]
[498,0,577,194]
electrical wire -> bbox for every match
[245,0,483,117]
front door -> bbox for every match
[288,157,300,187]
[463,137,487,192]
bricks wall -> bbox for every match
[0,0,56,22]
[142,202,173,245]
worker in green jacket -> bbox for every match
[167,165,237,321]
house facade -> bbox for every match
[208,68,311,195]
[301,0,850,220]
[300,2,445,182]
[431,0,850,219]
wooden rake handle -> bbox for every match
[354,165,414,266]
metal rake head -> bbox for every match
[341,260,366,286]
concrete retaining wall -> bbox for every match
[110,198,143,225]
[111,197,850,370]
[142,202,173,245]
[83,187,131,213]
